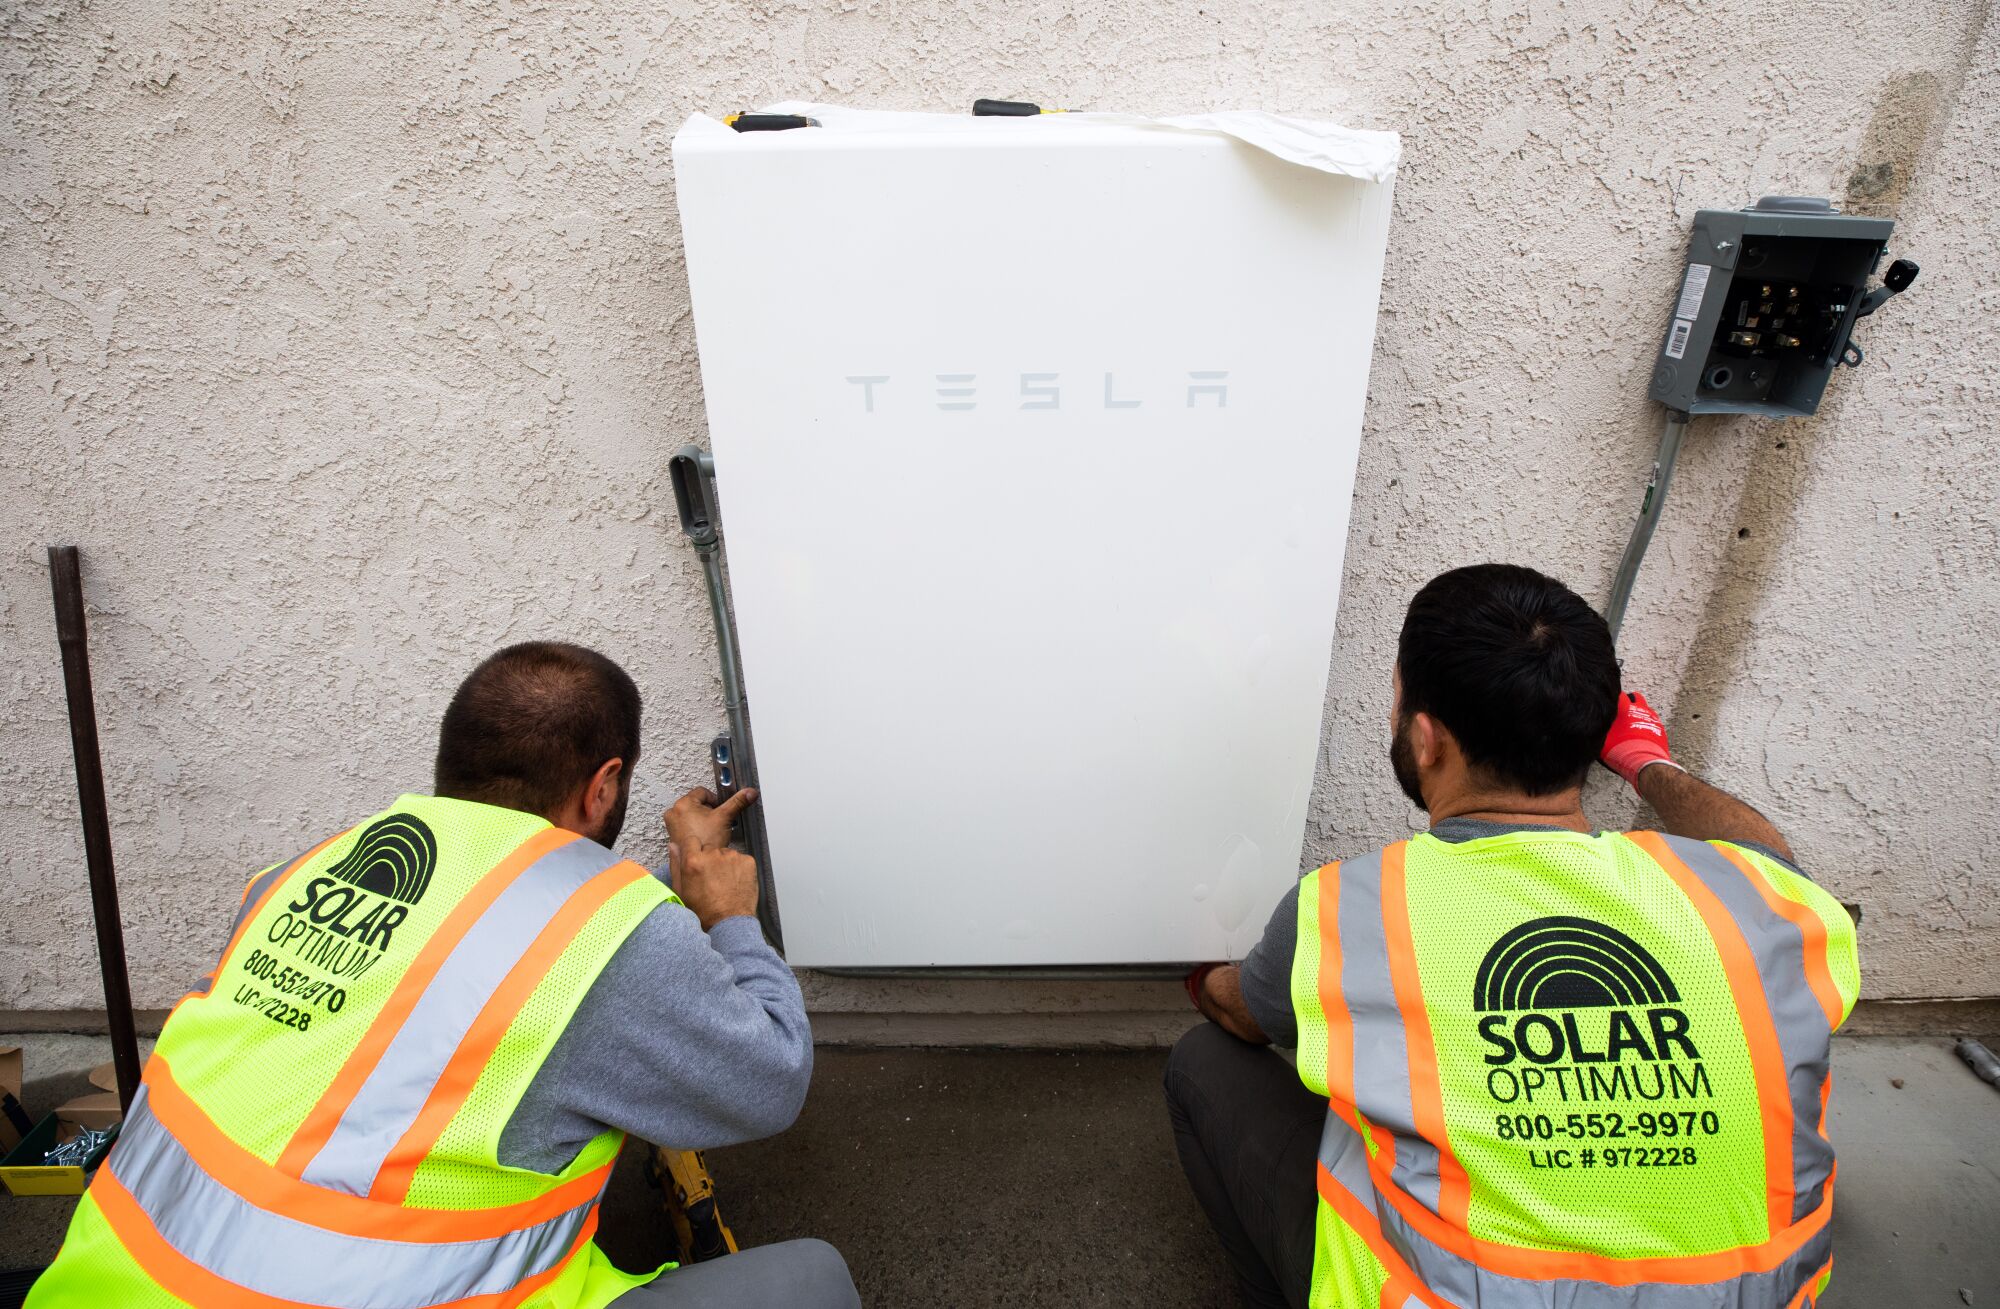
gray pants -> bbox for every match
[610,1239,861,1308]
[1164,1024,1321,1309]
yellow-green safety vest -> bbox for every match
[1290,829,1859,1309]
[30,794,676,1309]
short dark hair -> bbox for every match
[434,642,641,816]
[1396,564,1619,795]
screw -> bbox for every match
[42,1124,114,1168]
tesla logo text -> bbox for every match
[844,372,1229,412]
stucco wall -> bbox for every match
[3,0,1995,1016]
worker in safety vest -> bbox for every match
[30,642,860,1309]
[1168,563,1858,1308]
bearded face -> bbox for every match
[593,773,632,848]
[1390,711,1427,812]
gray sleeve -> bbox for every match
[1237,883,1301,1048]
[498,903,813,1173]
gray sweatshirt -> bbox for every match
[497,896,812,1171]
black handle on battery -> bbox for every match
[972,98,1043,116]
[728,113,817,133]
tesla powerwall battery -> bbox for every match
[673,103,1399,967]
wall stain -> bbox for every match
[1663,62,1964,782]
[1842,72,1942,216]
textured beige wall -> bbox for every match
[3,0,1995,1016]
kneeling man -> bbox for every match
[1169,564,1856,1308]
[32,642,857,1309]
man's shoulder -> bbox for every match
[1703,837,1806,876]
[1615,830,1810,879]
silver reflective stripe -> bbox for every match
[232,853,305,939]
[1316,1108,1829,1308]
[300,836,622,1193]
[1661,836,1836,1220]
[194,853,317,998]
[1318,1108,1375,1202]
[112,1084,596,1309]
[1334,851,1443,1212]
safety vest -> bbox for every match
[1290,828,1859,1309]
[30,794,676,1309]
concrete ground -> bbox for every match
[1,1035,1995,1306]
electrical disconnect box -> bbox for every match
[1648,197,1916,417]
[1609,198,1919,636]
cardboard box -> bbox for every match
[0,1051,125,1194]
[56,1062,122,1133]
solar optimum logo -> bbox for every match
[270,814,439,966]
[1473,916,1714,1107]
[325,814,438,905]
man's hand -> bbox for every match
[664,786,758,857]
[663,787,760,931]
[1600,691,1683,789]
[674,846,761,931]
[1606,691,1798,861]
[1186,963,1270,1045]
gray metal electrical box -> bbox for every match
[1648,198,1895,418]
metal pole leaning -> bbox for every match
[669,446,783,951]
[1604,409,1692,643]
[47,546,143,1115]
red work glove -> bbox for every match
[1600,691,1684,789]
[1185,963,1225,1012]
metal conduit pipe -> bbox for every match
[670,445,783,951]
[1604,409,1692,642]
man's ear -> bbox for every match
[1412,712,1445,769]
[583,757,624,822]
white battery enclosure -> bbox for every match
[673,104,1398,966]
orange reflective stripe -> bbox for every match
[1364,1141,1834,1285]
[1378,1270,1418,1308]
[92,1163,596,1309]
[1315,860,1410,1193]
[1787,1255,1833,1307]
[1315,1165,1453,1309]
[369,860,652,1202]
[1630,831,1795,1238]
[1715,845,1844,1031]
[1378,841,1470,1230]
[279,827,578,1177]
[229,831,351,941]
[139,1053,610,1243]
[1316,861,1357,1110]
[162,830,355,1030]
[215,831,352,986]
